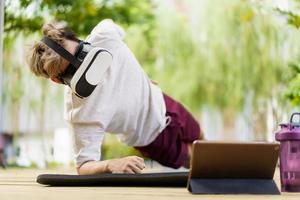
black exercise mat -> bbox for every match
[37,172,189,187]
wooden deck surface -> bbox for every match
[0,168,299,200]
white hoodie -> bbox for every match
[64,19,167,167]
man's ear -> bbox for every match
[50,77,63,84]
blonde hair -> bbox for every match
[27,22,77,78]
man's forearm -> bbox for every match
[77,160,109,175]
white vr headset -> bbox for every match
[41,37,113,98]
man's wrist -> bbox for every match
[103,160,110,173]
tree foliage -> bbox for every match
[278,0,300,106]
[3,0,300,153]
[5,0,155,36]
[150,0,297,115]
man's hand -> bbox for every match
[107,156,146,174]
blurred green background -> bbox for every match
[1,0,300,168]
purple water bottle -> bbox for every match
[275,113,300,192]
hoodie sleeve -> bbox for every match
[64,88,105,168]
[70,122,105,168]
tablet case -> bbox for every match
[187,141,281,194]
[188,178,280,194]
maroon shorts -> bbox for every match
[134,93,201,168]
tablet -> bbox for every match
[190,141,280,179]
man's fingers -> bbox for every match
[135,156,144,162]
[131,156,144,162]
[124,167,135,174]
[132,156,145,168]
[133,159,145,170]
[128,163,142,174]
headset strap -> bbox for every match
[41,37,81,69]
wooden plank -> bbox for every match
[0,168,299,200]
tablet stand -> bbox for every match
[188,178,280,194]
